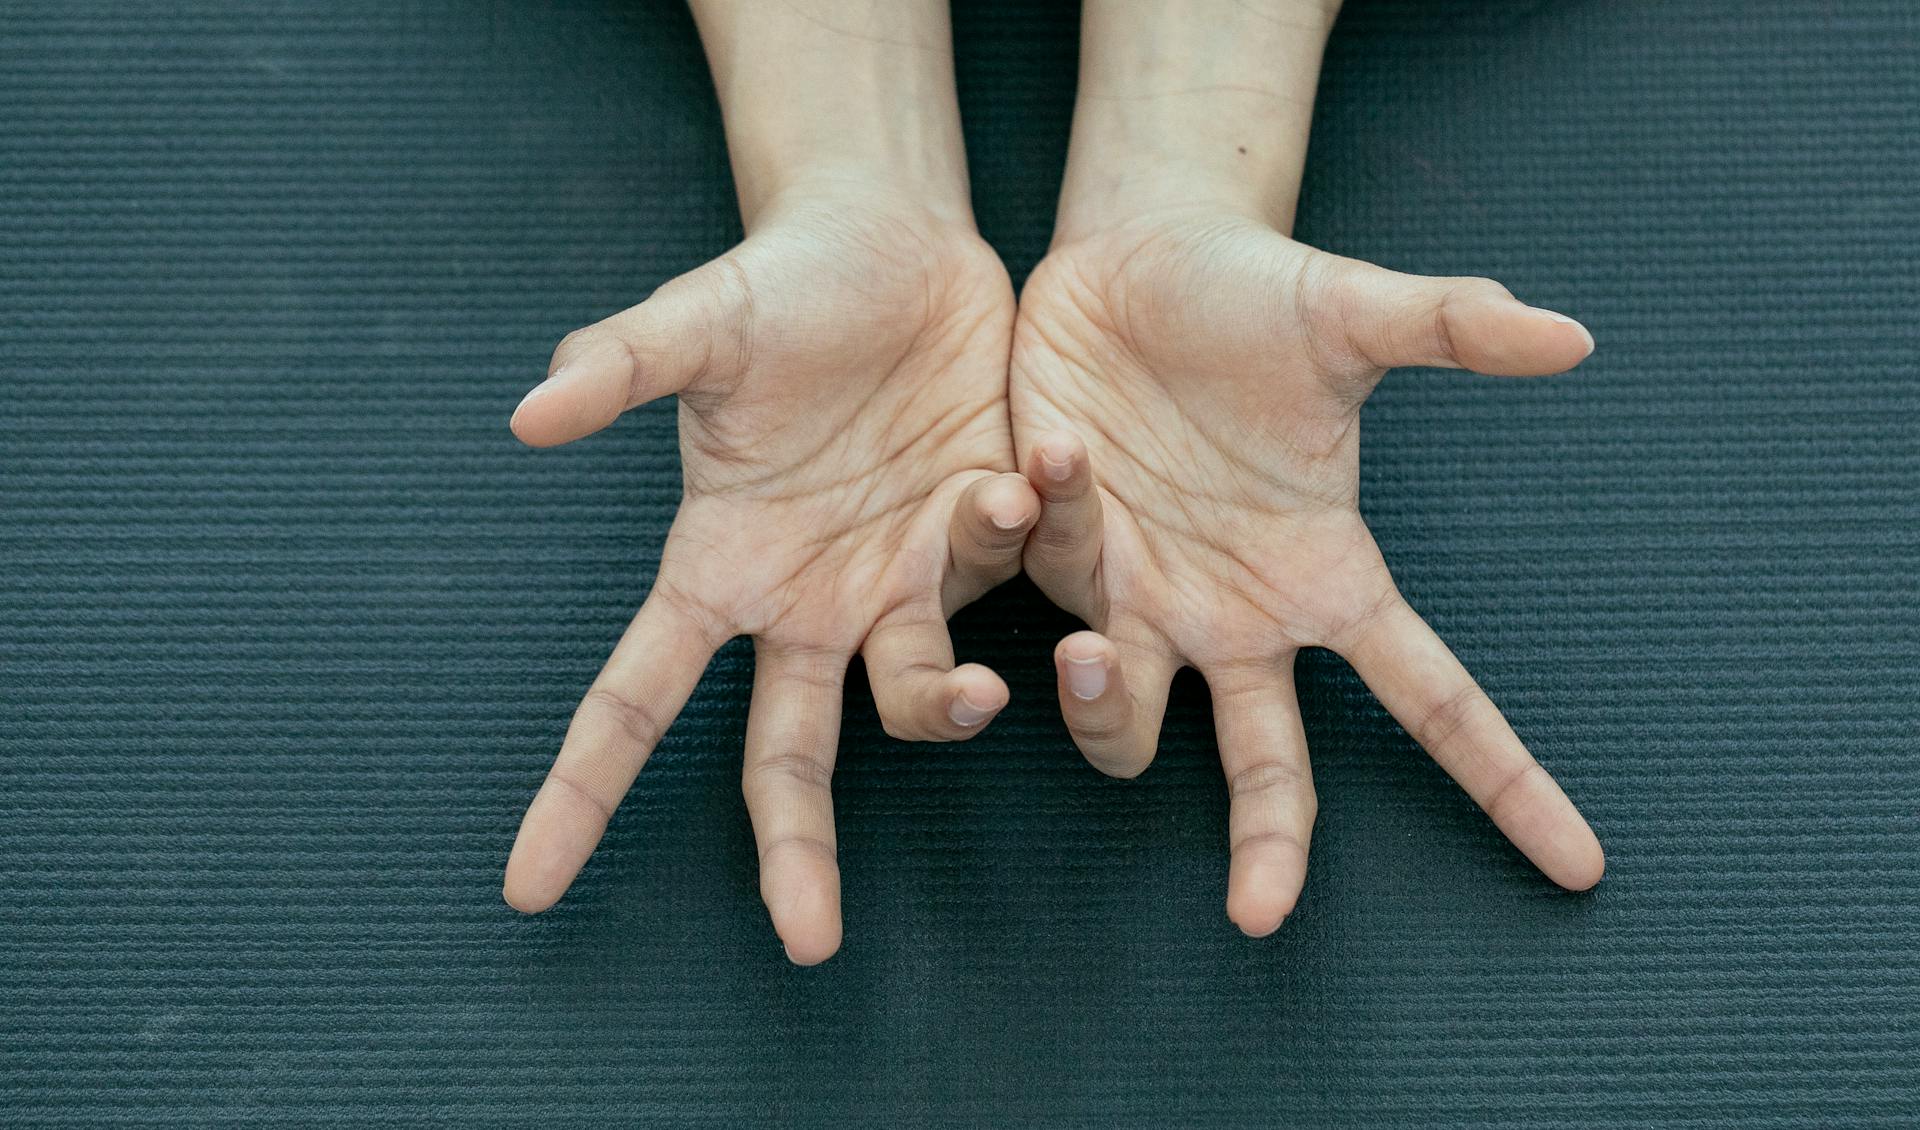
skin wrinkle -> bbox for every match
[508,0,1606,953]
[1482,762,1550,828]
[1408,682,1492,760]
[744,749,837,798]
[1011,134,1604,909]
[577,686,674,762]
[767,0,942,54]
[541,765,618,824]
[1078,82,1311,111]
[1035,231,1362,506]
[755,832,839,869]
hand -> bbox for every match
[1010,207,1607,936]
[503,189,1034,964]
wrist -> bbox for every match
[1053,155,1297,249]
[690,0,973,231]
[746,175,983,247]
[1053,0,1337,245]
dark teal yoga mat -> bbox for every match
[3,0,1917,1124]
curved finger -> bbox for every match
[510,258,753,448]
[1207,660,1316,937]
[1022,431,1103,598]
[863,598,1008,742]
[1322,257,1594,379]
[1336,593,1605,891]
[743,643,846,966]
[1053,629,1176,779]
[942,471,1040,612]
[503,591,723,913]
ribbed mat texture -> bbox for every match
[3,1,1916,1125]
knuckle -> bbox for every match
[1411,684,1487,751]
[743,749,834,797]
[1451,275,1514,304]
[1482,761,1545,824]
[695,257,757,385]
[579,685,669,751]
[1327,585,1401,651]
[550,325,609,371]
[1227,760,1308,802]
[543,768,616,823]
[1028,517,1085,555]
[877,713,930,742]
[1231,828,1309,860]
[1070,710,1131,747]
[756,832,838,869]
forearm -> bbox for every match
[1055,0,1340,243]
[687,0,973,230]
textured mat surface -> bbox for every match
[4,0,1918,1125]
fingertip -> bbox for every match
[1553,830,1606,892]
[501,780,604,916]
[1230,907,1287,939]
[507,380,565,448]
[1445,293,1596,377]
[1055,629,1113,663]
[512,335,629,446]
[761,848,844,965]
[946,663,1009,730]
[781,924,842,967]
[1226,857,1302,937]
[501,873,557,915]
[1525,306,1596,361]
[975,472,1041,535]
[1054,631,1115,702]
[1027,431,1088,495]
[500,834,569,914]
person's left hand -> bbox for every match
[1009,207,1607,936]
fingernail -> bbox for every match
[1038,441,1074,482]
[513,376,560,416]
[989,509,1024,532]
[949,692,997,727]
[1064,655,1107,701]
[1528,307,1595,356]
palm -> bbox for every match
[663,207,1013,651]
[504,200,1038,964]
[1010,211,1606,935]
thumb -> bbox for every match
[510,258,752,447]
[1319,256,1594,380]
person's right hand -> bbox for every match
[501,186,1032,964]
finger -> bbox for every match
[742,643,846,965]
[503,591,722,913]
[1322,257,1595,378]
[510,258,752,447]
[1022,431,1103,596]
[942,471,1040,612]
[1053,629,1176,779]
[1207,661,1316,938]
[1336,593,1606,891]
[863,597,1009,742]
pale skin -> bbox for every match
[1017,0,1605,935]
[506,0,1605,963]
[501,0,1031,964]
